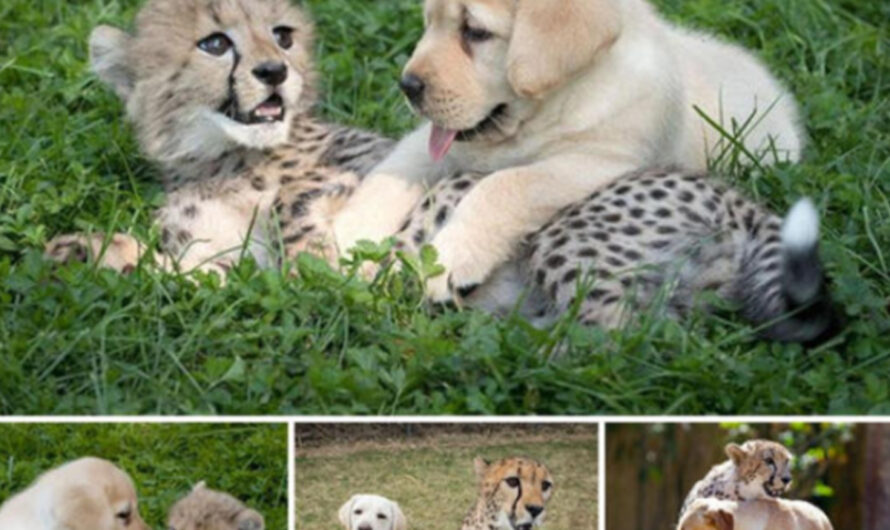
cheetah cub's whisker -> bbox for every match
[45,0,393,277]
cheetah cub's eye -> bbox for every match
[505,477,520,488]
[765,457,776,466]
[542,480,552,492]
[198,32,233,56]
[274,26,294,50]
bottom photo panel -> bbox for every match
[294,423,598,530]
[0,423,288,530]
[606,422,890,530]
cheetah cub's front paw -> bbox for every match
[45,233,145,273]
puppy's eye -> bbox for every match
[542,480,552,492]
[505,477,520,488]
[377,514,387,520]
[461,23,493,43]
[198,33,233,56]
[274,26,294,49]
[116,509,132,525]
[354,509,363,515]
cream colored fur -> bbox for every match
[333,0,803,301]
[0,457,150,530]
[338,494,407,530]
[678,498,833,530]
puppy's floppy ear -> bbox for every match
[391,501,407,530]
[507,0,622,98]
[235,509,265,530]
[706,509,734,530]
[90,25,135,100]
[725,443,748,466]
[338,496,357,529]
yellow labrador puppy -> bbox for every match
[679,498,834,530]
[0,457,150,530]
[333,0,803,300]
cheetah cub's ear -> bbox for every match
[90,25,134,100]
[473,456,491,479]
[725,443,749,466]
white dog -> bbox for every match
[679,498,834,530]
[333,0,803,301]
[338,494,408,530]
[0,457,150,530]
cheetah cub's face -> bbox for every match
[726,440,793,499]
[476,457,554,530]
[90,0,316,162]
[167,482,265,530]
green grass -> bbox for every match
[0,0,888,415]
[0,423,287,530]
[296,428,597,530]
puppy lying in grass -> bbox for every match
[0,457,150,530]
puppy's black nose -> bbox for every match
[358,525,372,530]
[253,61,288,86]
[400,74,425,103]
[526,505,544,518]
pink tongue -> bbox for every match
[429,125,458,162]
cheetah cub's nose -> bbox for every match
[526,505,544,518]
[253,61,288,86]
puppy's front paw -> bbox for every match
[45,233,144,273]
[425,226,491,304]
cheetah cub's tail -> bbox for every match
[741,199,837,344]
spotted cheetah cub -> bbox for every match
[45,0,392,275]
[461,457,553,530]
[167,482,264,530]
[395,167,835,342]
[680,440,793,517]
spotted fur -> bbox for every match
[396,167,835,343]
[45,0,393,275]
[680,440,794,518]
[167,482,264,530]
[461,457,554,530]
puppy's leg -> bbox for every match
[333,125,446,257]
[425,154,636,301]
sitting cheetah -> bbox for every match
[394,166,835,342]
[167,482,264,530]
[680,440,793,518]
[45,0,392,275]
[461,457,553,530]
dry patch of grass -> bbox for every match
[296,430,597,530]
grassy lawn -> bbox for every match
[295,425,597,530]
[0,423,288,530]
[0,0,888,415]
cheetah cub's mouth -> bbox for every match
[219,94,286,126]
[248,94,285,124]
